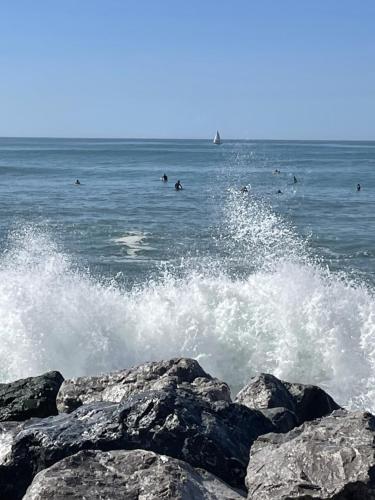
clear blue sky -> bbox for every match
[1,0,374,139]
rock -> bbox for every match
[24,449,245,499]
[0,402,121,500]
[236,373,340,425]
[236,374,294,410]
[283,379,341,424]
[57,358,231,413]
[259,407,298,434]
[0,371,64,421]
[246,409,375,499]
[1,385,273,499]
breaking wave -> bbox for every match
[0,192,374,411]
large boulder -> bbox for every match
[23,449,245,499]
[246,409,375,499]
[236,373,340,425]
[0,385,273,499]
[0,371,64,421]
[57,358,231,413]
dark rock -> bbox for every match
[236,373,340,425]
[24,449,245,499]
[0,371,64,421]
[259,407,298,434]
[246,409,375,499]
[57,358,231,413]
[283,379,341,424]
[0,402,121,500]
[0,385,273,498]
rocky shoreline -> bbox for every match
[0,358,373,499]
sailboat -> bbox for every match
[213,130,221,145]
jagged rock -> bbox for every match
[0,371,64,421]
[283,379,340,424]
[0,384,273,499]
[246,409,375,499]
[236,373,340,425]
[57,358,231,413]
[259,407,298,434]
[23,449,245,499]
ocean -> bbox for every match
[0,137,374,410]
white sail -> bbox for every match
[213,130,221,144]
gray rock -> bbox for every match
[57,358,231,413]
[246,409,375,499]
[24,449,245,499]
[0,384,273,499]
[0,371,64,421]
[236,373,340,425]
[259,407,298,434]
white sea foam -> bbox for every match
[0,194,374,410]
[113,231,151,256]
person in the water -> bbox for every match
[293,175,297,184]
[75,179,81,185]
[162,173,168,182]
[175,180,182,190]
[277,189,282,194]
[357,183,361,191]
[240,186,248,193]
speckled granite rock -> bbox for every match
[246,410,375,499]
[23,449,246,499]
[57,358,231,413]
[236,373,340,425]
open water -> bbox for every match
[0,138,374,410]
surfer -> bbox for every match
[162,173,168,182]
[357,183,361,191]
[175,180,182,191]
[273,169,280,174]
[293,175,297,184]
[75,179,81,185]
[240,186,248,193]
[277,189,282,194]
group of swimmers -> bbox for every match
[75,173,362,193]
[162,173,183,190]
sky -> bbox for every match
[0,1,374,140]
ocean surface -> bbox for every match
[1,137,375,410]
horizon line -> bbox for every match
[0,136,374,142]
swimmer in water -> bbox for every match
[75,179,81,185]
[162,173,168,182]
[277,189,282,194]
[240,186,248,193]
[357,183,361,191]
[293,175,297,184]
[175,180,182,190]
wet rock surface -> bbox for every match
[246,409,375,499]
[236,373,340,425]
[57,358,231,413]
[0,385,273,498]
[23,449,245,499]
[0,359,363,500]
[0,371,64,422]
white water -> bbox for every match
[0,194,374,410]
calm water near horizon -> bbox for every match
[1,137,375,411]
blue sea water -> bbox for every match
[0,138,375,410]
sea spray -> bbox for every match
[0,195,374,411]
